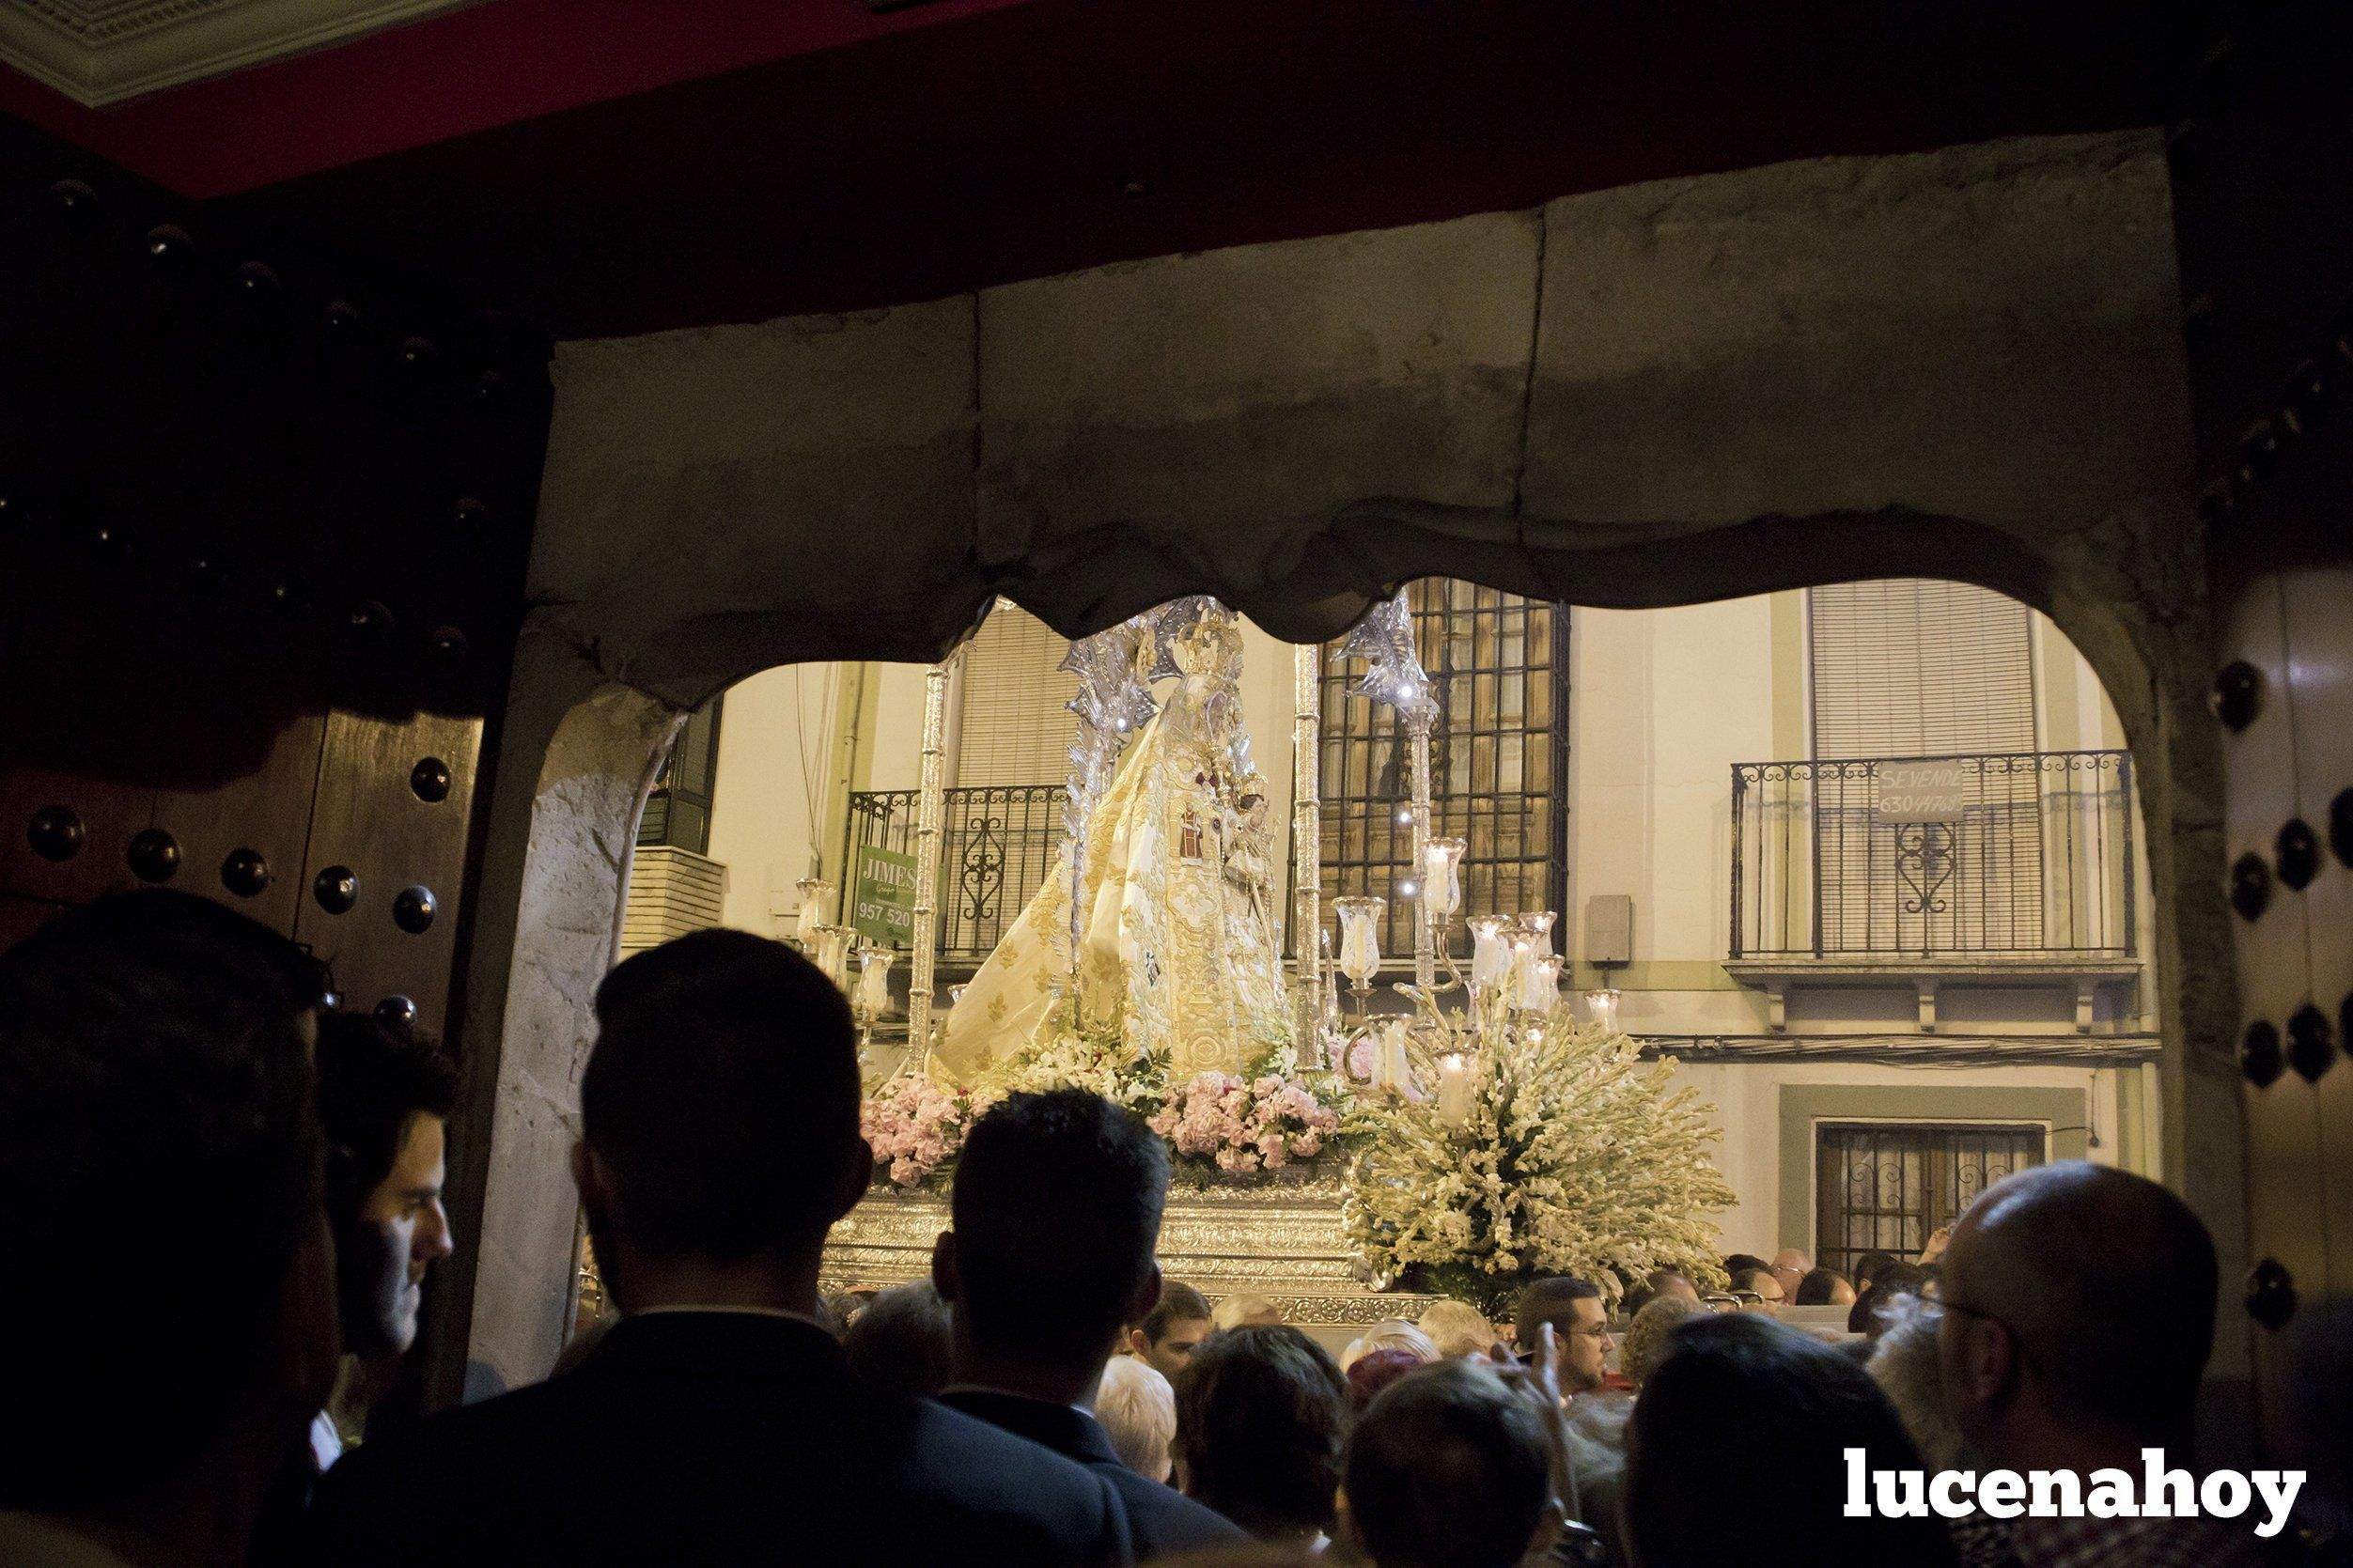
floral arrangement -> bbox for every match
[1149,1060,1346,1176]
[981,1022,1169,1113]
[860,1027,1353,1191]
[1343,995,1733,1314]
[861,1072,978,1189]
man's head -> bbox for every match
[1848,1263,1930,1338]
[937,1089,1169,1389]
[1342,1320,1440,1373]
[1513,1277,1612,1392]
[1347,1347,1429,1413]
[1347,1358,1554,1568]
[1417,1297,1498,1358]
[318,1012,458,1359]
[1852,1250,1900,1289]
[1212,1293,1283,1331]
[0,893,335,1518]
[1620,1267,1700,1319]
[1626,1314,1953,1567]
[593,925,792,1025]
[1864,1295,1971,1474]
[842,1281,956,1401]
[1649,1269,1700,1306]
[1938,1161,2217,1467]
[577,934,866,1303]
[1769,1248,1811,1302]
[1722,1252,1771,1278]
[1620,1296,1706,1389]
[1173,1325,1349,1540]
[22,887,335,1044]
[1730,1265,1784,1308]
[1095,1355,1178,1483]
[1794,1267,1856,1308]
[1129,1278,1213,1382]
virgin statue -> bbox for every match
[933,613,1291,1084]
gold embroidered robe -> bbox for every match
[933,674,1288,1085]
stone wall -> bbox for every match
[450,129,2238,1396]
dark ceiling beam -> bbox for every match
[200,0,2179,339]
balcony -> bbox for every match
[843,784,1064,968]
[1726,750,2139,1031]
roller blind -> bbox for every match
[1809,581,2034,758]
[956,601,1078,786]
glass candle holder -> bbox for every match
[1506,935,1538,1004]
[1333,896,1387,992]
[1421,837,1466,921]
[1518,955,1563,1014]
[812,924,854,986]
[794,878,835,947]
[1435,1051,1473,1127]
[1372,1017,1412,1093]
[855,947,896,1018]
[1583,986,1623,1033]
[1516,909,1558,961]
[1468,915,1514,994]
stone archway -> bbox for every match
[432,127,2244,1402]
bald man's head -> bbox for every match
[1940,1162,2215,1452]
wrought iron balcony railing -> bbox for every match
[1729,750,2136,960]
[842,785,1065,963]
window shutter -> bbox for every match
[956,602,1079,786]
[1808,581,2034,758]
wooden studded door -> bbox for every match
[2219,567,2353,1452]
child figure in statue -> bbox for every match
[934,613,1290,1084]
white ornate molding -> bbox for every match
[1,0,479,108]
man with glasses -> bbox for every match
[1938,1161,2258,1566]
[1514,1277,1618,1395]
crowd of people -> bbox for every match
[1,897,2345,1566]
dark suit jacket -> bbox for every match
[304,1312,1132,1565]
[941,1389,1245,1562]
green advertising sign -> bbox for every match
[850,845,918,946]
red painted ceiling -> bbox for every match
[0,0,1037,197]
[5,0,2189,340]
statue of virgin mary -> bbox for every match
[932,613,1291,1085]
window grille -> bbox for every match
[1815,1122,2045,1279]
[1316,580,1568,960]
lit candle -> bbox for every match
[1583,986,1622,1032]
[1375,1019,1411,1093]
[856,948,896,1017]
[813,925,853,986]
[794,877,834,947]
[1435,1052,1473,1126]
[1334,897,1387,986]
[1517,909,1558,962]
[1422,838,1466,920]
[1468,915,1513,992]
[1519,955,1562,1014]
[1506,936,1537,1006]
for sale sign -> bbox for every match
[1875,761,1970,822]
[850,846,917,945]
